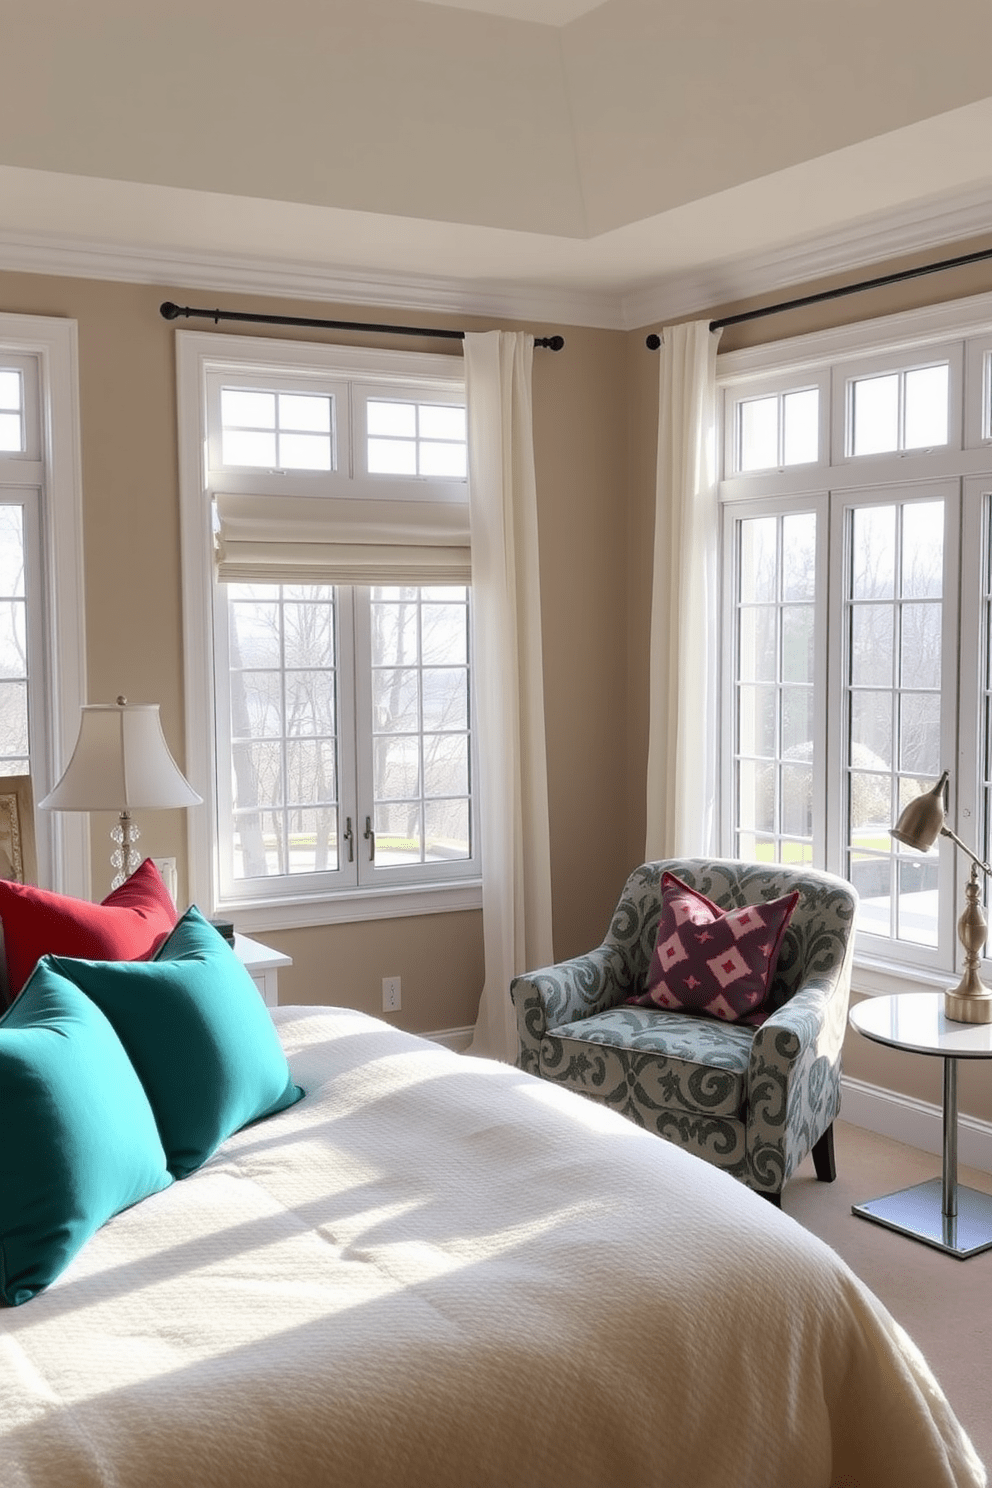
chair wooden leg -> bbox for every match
[811,1123,836,1184]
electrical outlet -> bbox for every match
[151,856,178,903]
[382,976,401,1013]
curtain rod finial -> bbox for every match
[160,302,182,321]
[646,333,662,350]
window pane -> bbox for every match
[233,742,283,809]
[283,600,334,669]
[368,437,417,475]
[899,693,941,776]
[222,429,276,467]
[235,670,283,736]
[738,606,777,683]
[230,600,281,668]
[739,517,777,602]
[900,603,941,690]
[419,405,466,441]
[851,853,892,937]
[279,433,332,470]
[423,732,469,796]
[0,507,25,597]
[782,388,818,465]
[285,675,336,738]
[782,513,816,600]
[901,501,943,599]
[0,680,28,759]
[373,735,421,799]
[739,396,778,471]
[781,687,812,754]
[903,364,948,449]
[781,605,813,684]
[278,393,331,433]
[850,605,894,685]
[737,684,777,757]
[286,807,338,874]
[849,771,892,840]
[286,738,337,804]
[852,374,899,455]
[897,853,939,945]
[0,414,21,452]
[0,606,27,676]
[425,798,469,859]
[371,597,419,667]
[850,690,892,769]
[423,667,468,731]
[737,759,775,834]
[421,602,468,665]
[851,505,896,599]
[232,811,283,878]
[375,802,423,865]
[368,400,416,437]
[222,389,274,428]
[419,441,467,478]
[0,370,21,408]
[372,668,419,731]
[780,762,812,838]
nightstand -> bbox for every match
[234,933,292,1008]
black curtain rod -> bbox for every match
[644,243,992,348]
[160,300,565,350]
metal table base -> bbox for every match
[853,1056,992,1259]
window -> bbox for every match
[177,333,479,929]
[0,320,85,892]
[719,296,992,987]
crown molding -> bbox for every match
[0,228,623,332]
[0,178,989,338]
[621,183,992,331]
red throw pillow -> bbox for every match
[0,858,178,1006]
[627,871,799,1026]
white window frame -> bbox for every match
[717,290,992,996]
[0,314,86,895]
[176,330,481,932]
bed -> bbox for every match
[1,1000,986,1488]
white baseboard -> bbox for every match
[427,1024,474,1053]
[841,1075,992,1176]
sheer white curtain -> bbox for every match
[464,331,554,1062]
[645,320,722,861]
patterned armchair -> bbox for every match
[511,858,858,1204]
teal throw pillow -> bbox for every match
[50,907,303,1179]
[0,964,173,1306]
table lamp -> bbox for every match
[890,769,992,1024]
[40,697,202,889]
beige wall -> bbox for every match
[0,270,631,1034]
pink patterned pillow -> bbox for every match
[627,872,799,1026]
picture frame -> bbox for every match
[0,775,37,884]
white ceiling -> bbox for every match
[0,0,990,328]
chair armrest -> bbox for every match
[746,965,852,1191]
[511,944,636,1073]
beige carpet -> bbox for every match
[784,1121,992,1473]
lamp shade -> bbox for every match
[39,699,202,813]
[890,769,949,853]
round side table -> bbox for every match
[849,992,992,1259]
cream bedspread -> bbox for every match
[0,1006,985,1488]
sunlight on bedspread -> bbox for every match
[0,1006,985,1488]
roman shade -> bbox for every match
[213,491,471,585]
